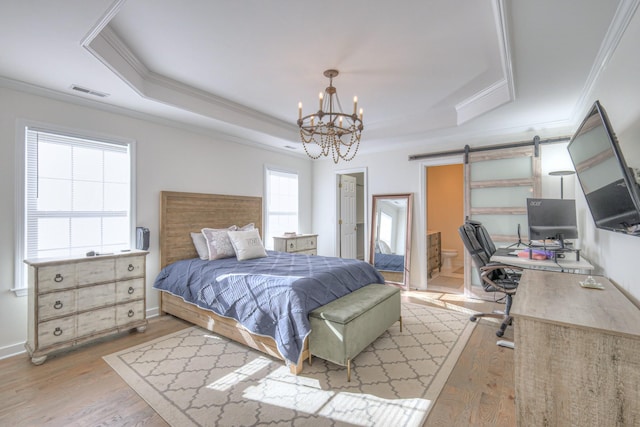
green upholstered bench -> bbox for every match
[308,284,402,381]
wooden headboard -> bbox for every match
[160,191,263,268]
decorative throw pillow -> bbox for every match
[190,232,210,260]
[227,229,267,261]
[202,226,238,260]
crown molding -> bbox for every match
[455,79,511,125]
[0,76,309,160]
[454,0,514,125]
[572,0,640,120]
[80,0,127,48]
[83,20,297,141]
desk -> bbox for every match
[511,270,640,426]
[491,250,593,273]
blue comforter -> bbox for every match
[374,253,405,272]
[153,251,385,366]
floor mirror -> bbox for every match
[369,193,413,287]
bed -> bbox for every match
[373,244,405,283]
[373,253,404,272]
[156,191,385,374]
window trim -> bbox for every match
[263,165,299,250]
[13,120,137,295]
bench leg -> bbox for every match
[399,316,403,333]
[347,359,351,382]
[309,352,312,366]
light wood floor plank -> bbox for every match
[0,292,515,426]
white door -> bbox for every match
[340,175,357,259]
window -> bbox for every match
[264,168,298,250]
[15,125,135,291]
[379,211,393,249]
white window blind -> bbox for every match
[24,128,132,260]
[265,168,299,249]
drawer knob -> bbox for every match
[128,264,135,272]
[128,309,135,317]
[289,243,294,249]
[53,327,63,336]
[54,274,63,283]
[53,300,63,310]
[128,286,135,294]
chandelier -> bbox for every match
[297,69,364,163]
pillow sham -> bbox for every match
[202,226,238,260]
[238,223,255,231]
[227,229,267,261]
[379,240,393,254]
[190,232,210,260]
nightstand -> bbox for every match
[273,234,318,255]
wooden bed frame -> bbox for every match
[158,191,308,374]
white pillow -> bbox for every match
[190,232,210,260]
[379,240,393,254]
[202,226,238,260]
[238,223,255,231]
[227,229,267,261]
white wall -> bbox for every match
[312,137,576,290]
[312,10,640,301]
[572,7,640,304]
[0,86,312,357]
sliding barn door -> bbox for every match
[464,146,541,299]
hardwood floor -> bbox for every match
[0,291,515,426]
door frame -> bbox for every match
[335,167,368,260]
[419,155,464,291]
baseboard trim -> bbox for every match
[0,342,26,360]
[1,307,161,361]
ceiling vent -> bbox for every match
[70,85,109,98]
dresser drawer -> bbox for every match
[117,301,145,326]
[116,278,144,303]
[38,290,76,321]
[116,256,145,280]
[297,236,317,250]
[77,306,116,337]
[283,239,297,251]
[37,264,77,292]
[25,250,148,364]
[297,249,317,255]
[77,259,114,285]
[77,283,116,311]
[38,316,76,348]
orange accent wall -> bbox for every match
[426,164,464,259]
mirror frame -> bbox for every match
[369,193,413,287]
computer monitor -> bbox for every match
[526,198,578,248]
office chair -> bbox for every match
[458,220,522,339]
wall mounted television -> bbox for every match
[567,100,640,235]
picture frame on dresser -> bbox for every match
[25,250,148,365]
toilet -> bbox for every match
[441,249,458,272]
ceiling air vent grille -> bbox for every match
[70,85,109,98]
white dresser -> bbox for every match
[25,250,148,365]
[273,234,318,255]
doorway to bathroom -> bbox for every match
[426,163,464,293]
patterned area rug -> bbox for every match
[104,302,475,426]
